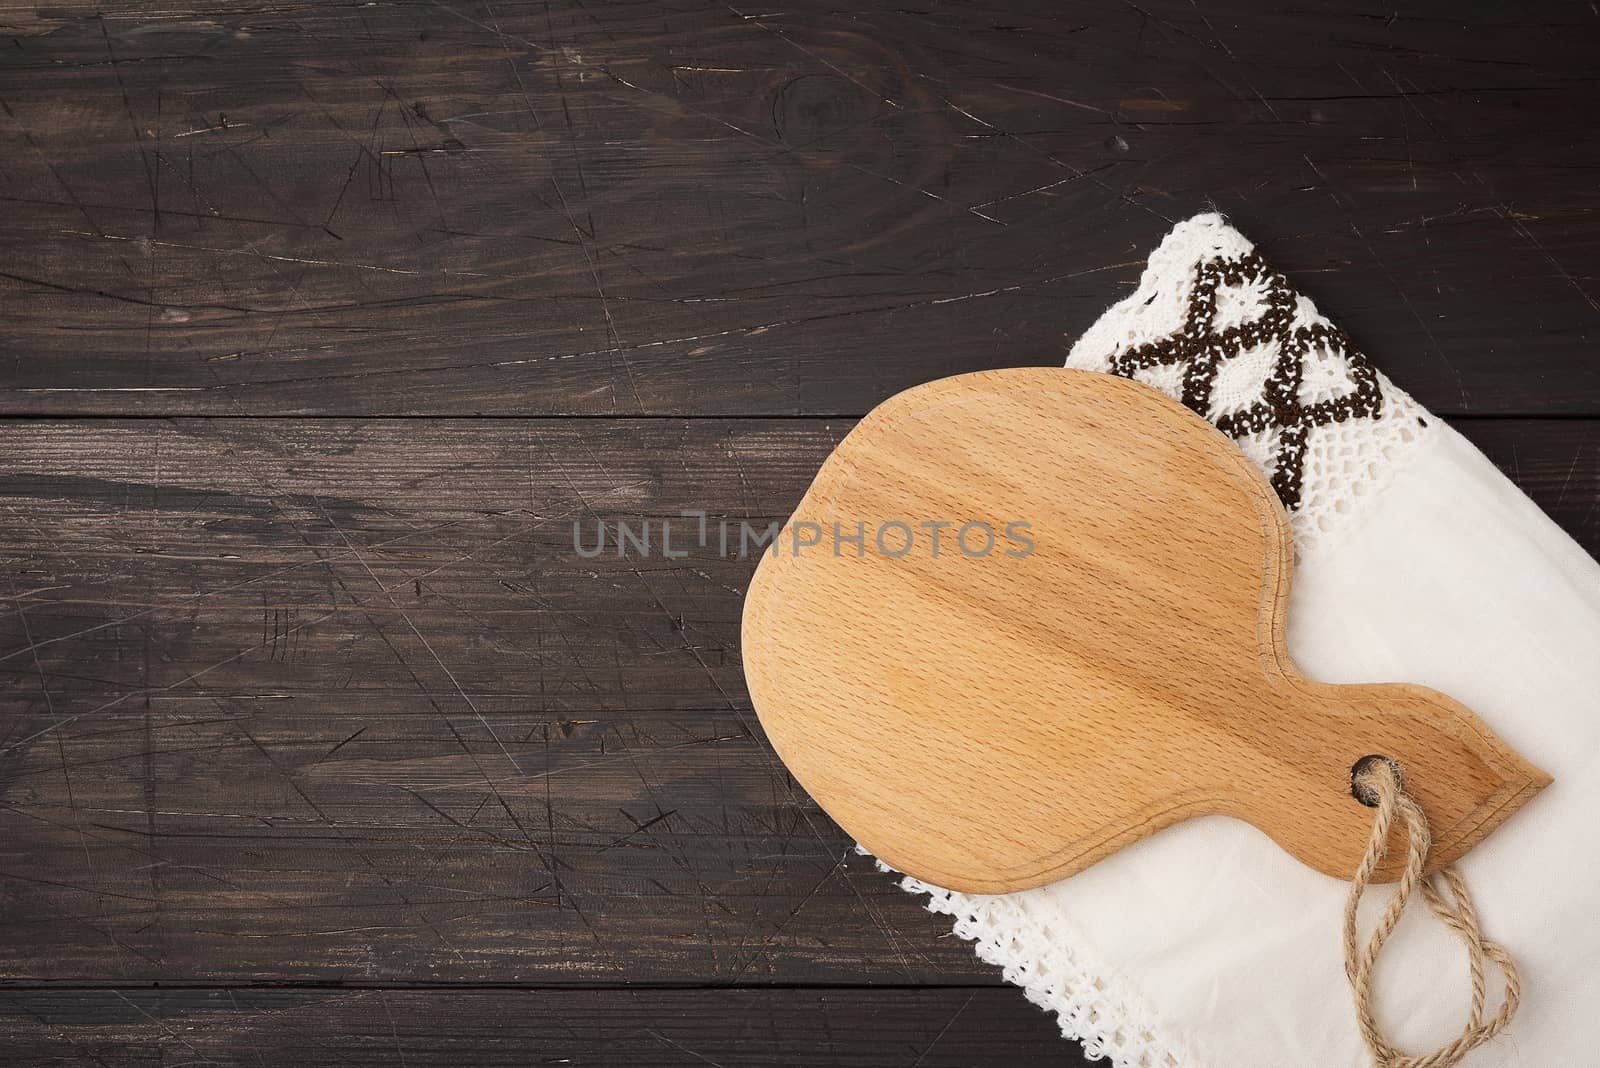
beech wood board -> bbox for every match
[743,369,1551,894]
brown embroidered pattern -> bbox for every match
[1107,252,1384,510]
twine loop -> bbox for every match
[1344,759,1521,1068]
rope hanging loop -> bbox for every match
[1343,758,1522,1068]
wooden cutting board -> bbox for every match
[741,368,1550,894]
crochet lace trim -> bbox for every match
[887,214,1438,1064]
[879,859,1188,1067]
[1068,213,1431,550]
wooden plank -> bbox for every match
[0,987,1085,1067]
[0,416,1595,984]
[0,698,971,982]
[0,419,825,714]
[0,1,1595,416]
[0,418,978,983]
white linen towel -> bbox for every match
[888,214,1600,1066]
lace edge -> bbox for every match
[1065,212,1436,555]
[1068,213,1254,364]
[871,853,1193,1068]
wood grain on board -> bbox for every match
[742,370,1548,892]
[0,2,1596,416]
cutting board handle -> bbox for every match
[1224,676,1550,882]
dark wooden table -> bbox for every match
[1,2,1595,1063]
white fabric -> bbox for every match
[888,215,1600,1066]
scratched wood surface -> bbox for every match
[1,0,1597,1063]
[0,988,1069,1066]
[1,1,1598,417]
